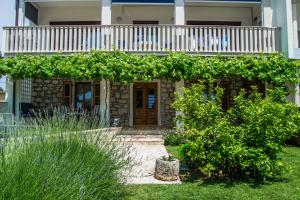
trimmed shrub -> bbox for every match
[0,114,132,200]
[173,84,300,180]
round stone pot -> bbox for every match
[154,157,179,181]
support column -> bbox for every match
[174,0,185,129]
[100,80,110,125]
[262,0,294,58]
[261,0,273,27]
[175,80,184,129]
[174,0,185,25]
[292,2,299,48]
[101,0,111,25]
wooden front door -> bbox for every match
[133,83,158,125]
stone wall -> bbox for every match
[110,82,130,127]
[31,78,65,109]
[160,80,176,127]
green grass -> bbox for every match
[125,146,300,200]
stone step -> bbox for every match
[118,129,170,136]
[116,135,164,145]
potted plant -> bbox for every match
[154,155,179,181]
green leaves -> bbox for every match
[173,84,300,180]
[0,51,298,85]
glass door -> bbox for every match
[75,82,92,112]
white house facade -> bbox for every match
[0,0,299,127]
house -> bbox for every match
[0,0,299,128]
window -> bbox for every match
[63,82,72,107]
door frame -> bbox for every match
[129,80,161,127]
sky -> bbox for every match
[0,0,15,54]
[0,0,15,90]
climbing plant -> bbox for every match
[0,50,298,85]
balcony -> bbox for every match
[2,25,280,55]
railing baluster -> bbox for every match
[64,27,68,52]
[213,27,217,52]
[267,28,272,52]
[41,27,46,52]
[249,27,253,53]
[46,27,50,52]
[92,26,96,50]
[227,28,231,52]
[195,27,199,52]
[199,27,203,52]
[116,26,119,50]
[204,27,208,52]
[231,27,235,52]
[110,26,114,51]
[134,26,137,51]
[245,27,249,52]
[69,27,73,52]
[59,27,63,51]
[87,26,91,51]
[32,27,37,52]
[55,27,59,52]
[148,26,151,51]
[74,27,77,51]
[240,27,244,52]
[185,27,189,51]
[10,28,15,52]
[258,27,262,52]
[254,27,258,53]
[24,27,28,52]
[217,28,221,52]
[120,26,124,51]
[129,26,133,51]
[28,28,32,52]
[78,27,82,51]
[236,27,240,52]
[271,28,276,52]
[157,26,161,51]
[162,26,166,51]
[50,27,54,52]
[83,27,86,51]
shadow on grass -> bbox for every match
[179,167,290,189]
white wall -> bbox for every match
[185,6,253,25]
[38,6,101,25]
[111,5,174,24]
[38,5,254,26]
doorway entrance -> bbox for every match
[75,82,92,112]
[133,83,158,125]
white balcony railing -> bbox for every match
[3,25,280,54]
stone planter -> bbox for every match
[154,157,179,181]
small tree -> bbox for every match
[173,84,300,180]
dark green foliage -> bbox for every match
[173,84,300,180]
[0,51,298,85]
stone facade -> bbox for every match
[160,80,176,127]
[110,82,130,126]
[31,78,65,109]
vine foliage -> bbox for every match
[0,50,298,85]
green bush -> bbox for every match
[0,114,132,200]
[173,84,300,180]
[164,132,185,146]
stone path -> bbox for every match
[118,135,181,184]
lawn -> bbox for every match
[125,146,300,200]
